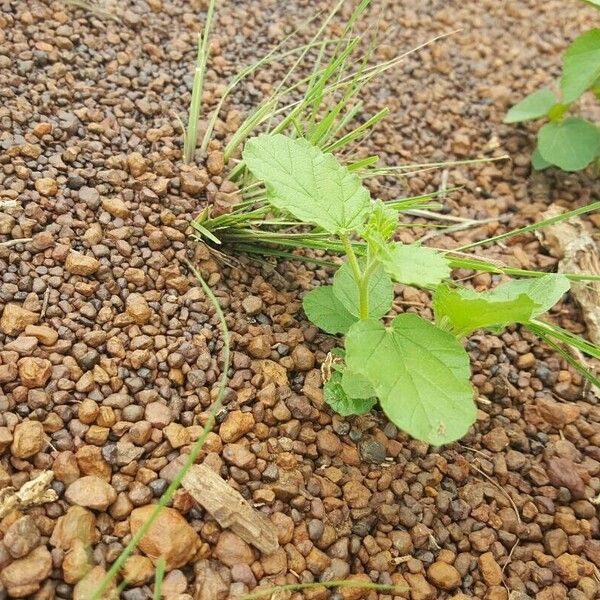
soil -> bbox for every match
[1,1,600,600]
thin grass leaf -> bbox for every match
[529,319,600,360]
[325,108,390,152]
[347,155,379,171]
[90,265,230,600]
[526,323,600,388]
[183,0,216,163]
[455,201,600,251]
[153,558,166,600]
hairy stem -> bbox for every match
[341,233,368,319]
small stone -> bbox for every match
[219,410,255,443]
[537,397,580,428]
[180,168,208,195]
[73,566,117,600]
[126,293,152,325]
[343,480,371,508]
[50,506,96,549]
[63,538,94,584]
[121,555,154,585]
[102,196,130,218]
[338,574,373,600]
[554,553,595,585]
[3,516,41,559]
[6,335,38,354]
[0,427,13,452]
[482,427,509,452]
[0,546,52,597]
[546,457,586,499]
[213,531,254,567]
[0,303,39,336]
[544,529,568,558]
[130,505,201,570]
[24,325,59,345]
[247,335,271,359]
[18,357,52,388]
[426,561,462,591]
[163,423,189,448]
[316,429,342,456]
[292,345,315,370]
[35,177,58,196]
[127,152,147,177]
[242,295,263,315]
[207,150,224,175]
[11,420,45,458]
[223,443,256,469]
[479,552,502,586]
[145,402,172,428]
[65,476,117,511]
[65,252,101,276]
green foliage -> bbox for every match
[241,133,580,446]
[243,134,371,233]
[505,26,600,171]
[434,274,570,337]
[504,88,557,123]
[345,315,476,445]
[561,29,600,103]
[538,117,600,171]
[333,260,394,318]
[302,285,357,334]
[323,370,376,416]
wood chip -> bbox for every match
[182,463,279,555]
[537,206,600,344]
[0,470,57,518]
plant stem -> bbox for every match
[340,233,369,319]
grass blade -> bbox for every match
[153,558,166,600]
[455,200,600,251]
[183,0,216,163]
[91,264,230,600]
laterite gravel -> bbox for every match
[1,1,600,599]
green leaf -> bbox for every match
[341,368,376,399]
[303,285,357,334]
[363,201,398,241]
[333,261,394,319]
[538,117,600,171]
[486,274,570,315]
[433,286,537,338]
[345,315,475,445]
[531,147,551,170]
[433,274,570,337]
[561,28,600,103]
[581,0,600,8]
[376,243,450,288]
[504,88,557,123]
[323,370,377,417]
[243,133,371,234]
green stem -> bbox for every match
[341,232,368,319]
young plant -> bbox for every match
[242,133,576,445]
[505,18,600,171]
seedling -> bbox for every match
[241,133,584,445]
[505,14,600,171]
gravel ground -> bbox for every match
[1,1,600,599]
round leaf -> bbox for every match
[538,118,600,171]
[303,285,357,335]
[345,315,475,445]
[561,28,600,104]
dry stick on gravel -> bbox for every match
[90,264,231,600]
[0,237,32,247]
[182,464,279,554]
